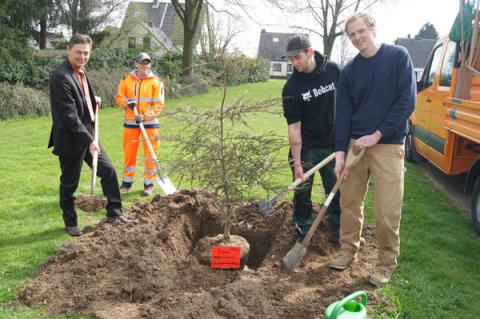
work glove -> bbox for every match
[127,100,136,110]
[135,114,144,124]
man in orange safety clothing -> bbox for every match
[115,52,164,196]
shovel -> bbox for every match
[132,105,176,195]
[76,105,107,212]
[282,147,366,272]
[259,152,336,215]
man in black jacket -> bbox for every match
[282,35,341,243]
[48,33,136,237]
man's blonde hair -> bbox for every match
[345,12,376,35]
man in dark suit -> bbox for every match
[48,33,137,237]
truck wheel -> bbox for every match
[405,132,417,163]
[471,177,480,235]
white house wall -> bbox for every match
[270,61,288,77]
[116,24,167,56]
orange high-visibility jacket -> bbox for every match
[115,71,164,128]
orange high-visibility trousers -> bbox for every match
[122,127,160,186]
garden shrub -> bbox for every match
[87,68,130,107]
[224,56,270,85]
[0,83,50,120]
[153,52,183,79]
[88,48,139,71]
[0,46,269,119]
[0,46,33,85]
[174,74,210,98]
[199,55,270,86]
[28,55,64,88]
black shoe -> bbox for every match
[120,182,132,193]
[65,226,83,237]
[142,184,153,196]
[106,215,139,225]
[328,233,340,244]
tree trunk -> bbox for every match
[182,31,195,77]
[171,0,204,77]
[223,214,231,241]
[323,35,335,58]
[39,17,47,49]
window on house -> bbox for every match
[128,37,136,49]
[143,36,151,50]
[148,21,153,27]
[273,37,279,42]
[272,63,282,72]
[287,63,293,72]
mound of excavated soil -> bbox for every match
[17,189,391,319]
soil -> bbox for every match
[75,195,107,212]
[16,189,390,319]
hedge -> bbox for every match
[0,48,270,119]
[88,68,130,107]
[0,83,50,120]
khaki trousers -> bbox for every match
[339,143,405,270]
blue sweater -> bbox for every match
[335,44,416,152]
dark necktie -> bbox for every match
[78,69,95,122]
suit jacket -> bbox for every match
[48,60,98,157]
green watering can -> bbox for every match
[324,291,368,319]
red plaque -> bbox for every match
[210,246,241,269]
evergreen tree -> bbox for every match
[415,22,439,41]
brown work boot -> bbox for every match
[369,268,393,287]
[328,252,357,270]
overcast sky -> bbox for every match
[224,0,460,58]
[128,0,460,59]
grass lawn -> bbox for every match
[0,79,479,318]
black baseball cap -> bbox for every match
[285,35,311,57]
[136,52,151,63]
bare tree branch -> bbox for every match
[264,0,390,58]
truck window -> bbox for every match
[424,45,443,87]
[439,42,457,87]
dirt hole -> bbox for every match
[15,189,385,319]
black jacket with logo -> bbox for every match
[282,51,340,147]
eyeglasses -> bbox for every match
[138,61,151,65]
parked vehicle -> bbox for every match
[408,28,480,234]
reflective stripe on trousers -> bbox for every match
[122,127,160,184]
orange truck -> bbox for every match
[407,26,480,234]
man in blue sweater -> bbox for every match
[327,12,416,287]
[282,35,341,243]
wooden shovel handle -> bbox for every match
[91,105,99,195]
[302,148,366,245]
[288,153,336,190]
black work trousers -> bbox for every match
[59,145,122,227]
[289,145,341,237]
